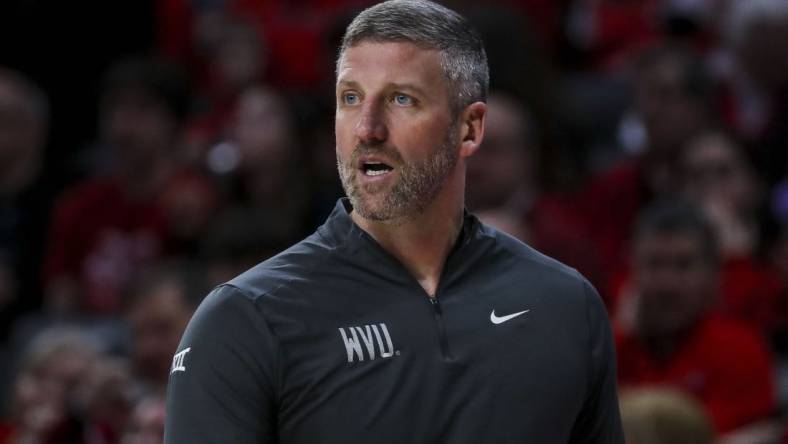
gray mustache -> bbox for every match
[352,143,404,165]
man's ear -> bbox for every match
[459,101,486,158]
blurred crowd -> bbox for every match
[0,0,787,442]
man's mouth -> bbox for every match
[361,161,394,177]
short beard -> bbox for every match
[337,124,459,225]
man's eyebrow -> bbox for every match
[336,80,427,97]
[388,82,427,97]
[336,79,361,90]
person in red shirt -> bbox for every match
[581,45,714,297]
[609,129,785,333]
[680,129,784,332]
[616,201,776,435]
[43,58,216,316]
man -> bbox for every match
[165,1,623,443]
[616,201,776,435]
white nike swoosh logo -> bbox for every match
[490,309,531,325]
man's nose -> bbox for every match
[354,104,388,143]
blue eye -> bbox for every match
[343,92,359,105]
[394,94,413,106]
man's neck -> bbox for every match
[351,179,465,298]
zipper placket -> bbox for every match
[429,297,452,359]
[425,226,473,362]
[355,215,474,363]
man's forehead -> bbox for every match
[336,41,443,84]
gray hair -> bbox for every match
[338,0,489,114]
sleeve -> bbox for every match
[165,284,279,444]
[569,278,625,444]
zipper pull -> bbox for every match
[430,297,442,314]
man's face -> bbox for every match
[335,41,459,223]
[633,231,717,338]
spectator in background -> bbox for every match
[467,91,603,287]
[616,201,776,435]
[78,357,135,444]
[619,388,714,444]
[681,131,761,259]
[186,13,269,160]
[2,327,137,444]
[300,100,345,227]
[125,263,202,396]
[0,69,52,340]
[680,129,783,334]
[156,0,350,93]
[42,58,216,317]
[467,92,537,239]
[768,183,788,417]
[198,212,292,288]
[2,328,100,444]
[0,69,54,423]
[199,14,266,104]
[770,190,788,357]
[720,0,788,189]
[120,395,165,444]
[582,44,715,296]
[205,85,310,245]
[722,0,788,135]
[563,0,662,71]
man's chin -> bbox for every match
[350,195,409,226]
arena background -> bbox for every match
[0,0,787,442]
